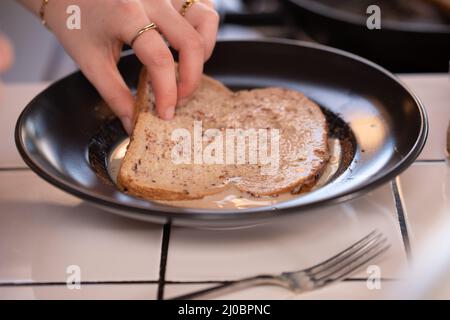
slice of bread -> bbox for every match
[117,68,330,201]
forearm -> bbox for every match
[17,0,72,36]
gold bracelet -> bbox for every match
[39,0,50,27]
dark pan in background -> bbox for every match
[286,0,450,72]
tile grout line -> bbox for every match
[414,159,446,163]
[162,278,400,285]
[0,277,398,288]
[157,223,172,300]
[0,280,159,287]
[1,161,426,294]
[391,178,412,263]
[0,167,30,172]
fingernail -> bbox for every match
[162,107,175,120]
[121,116,133,135]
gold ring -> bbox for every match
[180,0,199,17]
[130,23,157,47]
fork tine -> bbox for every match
[304,230,381,274]
[314,238,390,285]
[311,235,387,280]
[318,244,391,288]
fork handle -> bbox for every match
[170,275,288,300]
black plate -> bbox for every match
[15,39,428,227]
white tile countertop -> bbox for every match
[0,74,449,300]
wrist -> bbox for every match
[41,0,76,37]
[19,0,72,35]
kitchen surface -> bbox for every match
[1,74,449,300]
[1,0,450,301]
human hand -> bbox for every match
[44,0,219,134]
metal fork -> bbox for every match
[171,230,390,300]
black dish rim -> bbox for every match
[15,38,429,223]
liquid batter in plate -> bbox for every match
[108,138,342,210]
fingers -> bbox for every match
[175,1,220,60]
[84,0,219,126]
[133,32,178,119]
[116,3,178,121]
[81,55,135,134]
[0,33,13,72]
[135,41,178,120]
[143,2,205,103]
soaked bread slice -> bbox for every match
[117,68,330,201]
